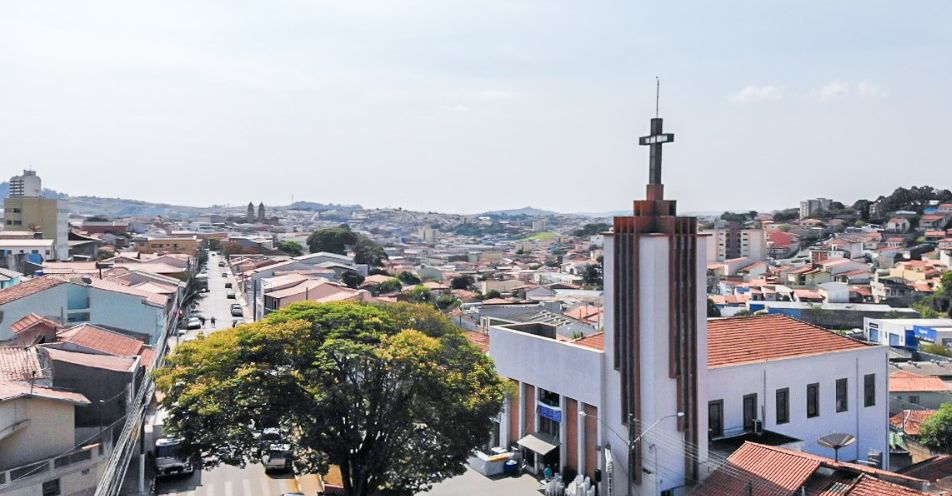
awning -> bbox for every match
[517,432,559,455]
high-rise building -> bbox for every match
[702,223,767,262]
[4,170,69,260]
[800,197,833,219]
[9,170,42,197]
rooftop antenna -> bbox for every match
[655,76,660,118]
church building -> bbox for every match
[483,115,889,495]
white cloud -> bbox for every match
[729,85,782,104]
[812,80,887,100]
[441,104,470,112]
[856,81,888,98]
[478,89,514,100]
[817,80,850,100]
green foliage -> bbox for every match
[306,225,358,255]
[480,289,502,300]
[408,285,433,303]
[919,404,952,451]
[450,275,475,290]
[397,271,421,285]
[277,240,304,256]
[353,236,387,267]
[155,302,504,496]
[340,271,364,289]
[372,278,403,295]
[305,226,387,266]
[707,298,721,318]
[207,238,223,252]
[720,211,757,223]
[573,223,610,237]
[772,209,800,222]
[435,294,460,310]
[581,263,603,290]
[922,343,952,358]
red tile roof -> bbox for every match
[890,409,937,437]
[708,315,871,368]
[573,332,605,351]
[889,370,951,393]
[0,347,42,381]
[45,347,137,373]
[56,324,147,357]
[846,474,930,496]
[0,276,66,305]
[9,313,62,335]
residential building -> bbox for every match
[0,238,55,263]
[799,197,833,219]
[3,170,68,260]
[134,235,201,255]
[887,217,912,233]
[889,370,952,413]
[702,224,766,262]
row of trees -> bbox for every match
[156,301,504,496]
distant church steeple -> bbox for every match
[257,202,266,222]
[247,202,255,221]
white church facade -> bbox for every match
[482,115,889,496]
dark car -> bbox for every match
[221,273,228,278]
[225,282,233,288]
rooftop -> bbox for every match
[889,370,951,393]
[708,315,872,368]
[0,277,66,306]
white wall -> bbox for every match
[707,346,889,465]
[0,284,69,341]
[603,234,709,495]
[489,325,603,409]
[0,397,76,470]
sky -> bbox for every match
[1,1,950,215]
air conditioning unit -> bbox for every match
[752,419,764,435]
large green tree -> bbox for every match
[306,226,387,267]
[306,225,359,255]
[155,302,503,496]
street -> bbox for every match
[157,251,299,496]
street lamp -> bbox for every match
[578,410,684,449]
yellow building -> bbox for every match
[4,196,69,260]
[135,236,202,255]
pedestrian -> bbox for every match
[210,316,216,327]
[543,464,553,481]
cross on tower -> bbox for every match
[638,117,674,185]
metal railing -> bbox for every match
[93,288,182,496]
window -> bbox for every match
[708,400,723,439]
[909,395,920,405]
[836,378,848,413]
[743,394,757,430]
[807,383,819,418]
[539,416,559,438]
[776,388,789,424]
[864,374,876,407]
[42,479,61,496]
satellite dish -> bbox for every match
[817,433,856,462]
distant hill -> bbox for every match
[289,201,362,211]
[481,206,557,217]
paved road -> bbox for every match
[157,252,296,496]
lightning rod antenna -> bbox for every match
[655,77,660,117]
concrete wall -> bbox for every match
[49,359,135,427]
[0,396,76,470]
[602,234,710,494]
[707,346,889,464]
[0,284,68,341]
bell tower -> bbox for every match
[602,113,709,494]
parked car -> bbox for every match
[226,291,236,299]
[225,282,232,288]
[231,304,243,317]
[218,261,226,267]
[181,317,202,330]
[221,273,228,278]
